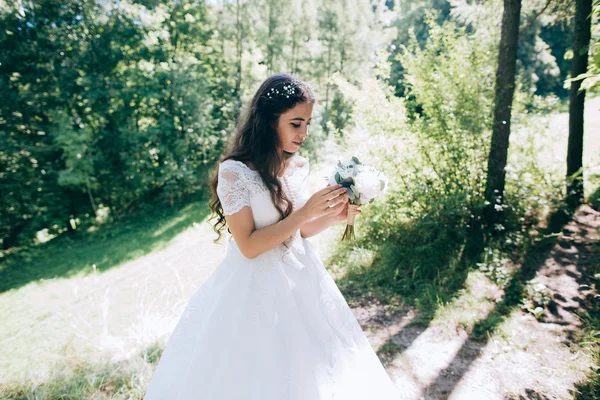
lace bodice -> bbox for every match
[216,157,311,260]
[217,158,310,222]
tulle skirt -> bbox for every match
[144,237,402,399]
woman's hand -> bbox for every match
[329,188,361,224]
[298,184,349,221]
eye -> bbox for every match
[291,123,300,128]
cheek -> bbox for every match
[279,126,294,142]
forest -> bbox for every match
[1,0,599,398]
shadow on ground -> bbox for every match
[505,389,554,399]
[330,213,477,368]
[0,195,212,294]
[419,204,599,399]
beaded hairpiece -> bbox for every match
[266,79,303,99]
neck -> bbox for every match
[278,150,295,176]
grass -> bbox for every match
[0,194,212,294]
[571,239,600,400]
[0,194,213,395]
[0,341,162,399]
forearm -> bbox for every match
[246,209,310,259]
[300,214,337,239]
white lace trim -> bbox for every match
[217,158,309,216]
[216,161,253,216]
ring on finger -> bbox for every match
[327,199,332,208]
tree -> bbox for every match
[483,0,522,235]
[566,0,593,210]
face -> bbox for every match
[276,101,314,153]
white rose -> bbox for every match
[354,166,382,201]
[338,166,355,180]
[327,173,338,187]
[341,159,358,169]
[379,172,390,194]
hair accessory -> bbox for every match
[266,81,299,99]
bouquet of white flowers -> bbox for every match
[326,156,389,241]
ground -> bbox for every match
[350,204,599,399]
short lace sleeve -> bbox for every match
[217,161,251,215]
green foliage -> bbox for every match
[386,0,452,97]
[326,6,580,319]
[520,276,552,319]
[325,73,475,313]
[0,0,395,249]
[397,13,497,243]
[321,85,355,137]
[476,247,512,289]
[571,241,600,399]
[0,343,160,399]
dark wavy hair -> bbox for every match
[208,73,317,244]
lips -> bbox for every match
[293,141,302,146]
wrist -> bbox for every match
[331,213,344,224]
[295,206,312,225]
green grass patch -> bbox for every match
[0,195,211,294]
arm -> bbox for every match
[217,161,346,259]
[300,214,337,239]
[225,207,310,259]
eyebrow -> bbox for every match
[289,117,312,121]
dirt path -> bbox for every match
[352,205,600,399]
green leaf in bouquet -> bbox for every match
[346,185,357,201]
[350,188,363,204]
[335,172,341,183]
[380,180,386,191]
[351,156,361,165]
[341,176,355,185]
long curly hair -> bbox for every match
[209,73,316,244]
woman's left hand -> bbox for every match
[325,184,361,224]
[331,198,361,224]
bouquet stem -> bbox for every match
[341,204,359,241]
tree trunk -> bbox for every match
[566,0,592,210]
[483,0,522,234]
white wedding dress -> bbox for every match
[144,158,402,399]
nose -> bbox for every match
[301,124,309,138]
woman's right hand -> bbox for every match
[299,184,349,220]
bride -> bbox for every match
[144,73,402,399]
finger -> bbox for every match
[320,185,345,196]
[322,198,339,211]
[326,199,346,214]
[327,194,347,208]
[326,190,348,203]
[333,196,347,207]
